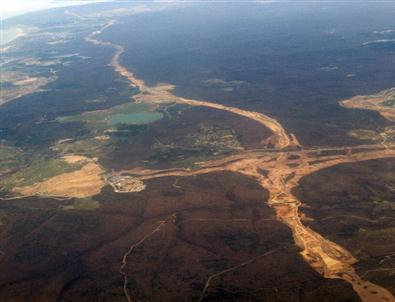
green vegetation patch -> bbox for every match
[348,129,381,141]
[52,136,113,157]
[0,144,20,161]
[146,124,243,169]
[58,102,163,130]
[1,157,83,189]
[190,125,243,151]
[381,94,395,107]
[61,198,100,211]
[111,124,148,140]
[360,227,395,238]
[0,145,19,161]
[0,144,23,175]
[372,198,395,210]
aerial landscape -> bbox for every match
[0,1,395,301]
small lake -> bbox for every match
[107,112,163,125]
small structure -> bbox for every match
[107,175,146,193]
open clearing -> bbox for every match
[340,88,395,122]
[11,156,105,198]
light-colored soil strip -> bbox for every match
[13,156,105,198]
[119,215,175,302]
[198,247,283,302]
[340,88,395,122]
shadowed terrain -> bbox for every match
[1,2,395,301]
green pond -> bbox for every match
[58,103,164,126]
[107,111,163,125]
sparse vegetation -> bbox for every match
[0,144,22,174]
[381,94,395,107]
[348,129,381,141]
[61,198,100,210]
[1,157,83,189]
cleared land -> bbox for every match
[0,71,56,106]
[11,156,105,198]
[340,88,395,122]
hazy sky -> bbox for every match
[1,0,111,19]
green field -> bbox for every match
[61,198,100,210]
[0,145,20,160]
[1,158,83,189]
[58,102,163,130]
[381,94,395,107]
[348,129,381,141]
[0,145,22,174]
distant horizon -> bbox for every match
[1,0,111,20]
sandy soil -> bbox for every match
[14,156,105,198]
[340,88,395,122]
[62,154,90,163]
